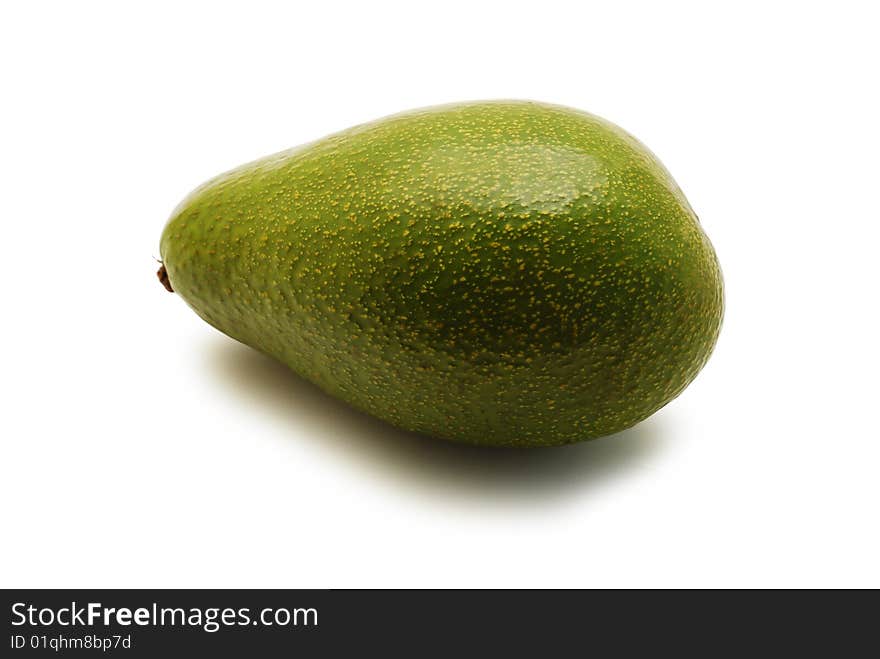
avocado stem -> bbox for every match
[157,264,174,292]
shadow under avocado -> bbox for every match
[206,338,668,502]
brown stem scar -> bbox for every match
[157,264,174,292]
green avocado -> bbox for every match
[159,101,723,447]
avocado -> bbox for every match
[159,101,723,447]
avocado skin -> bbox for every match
[160,101,723,447]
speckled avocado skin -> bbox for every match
[160,101,723,447]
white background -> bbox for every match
[2,1,878,588]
